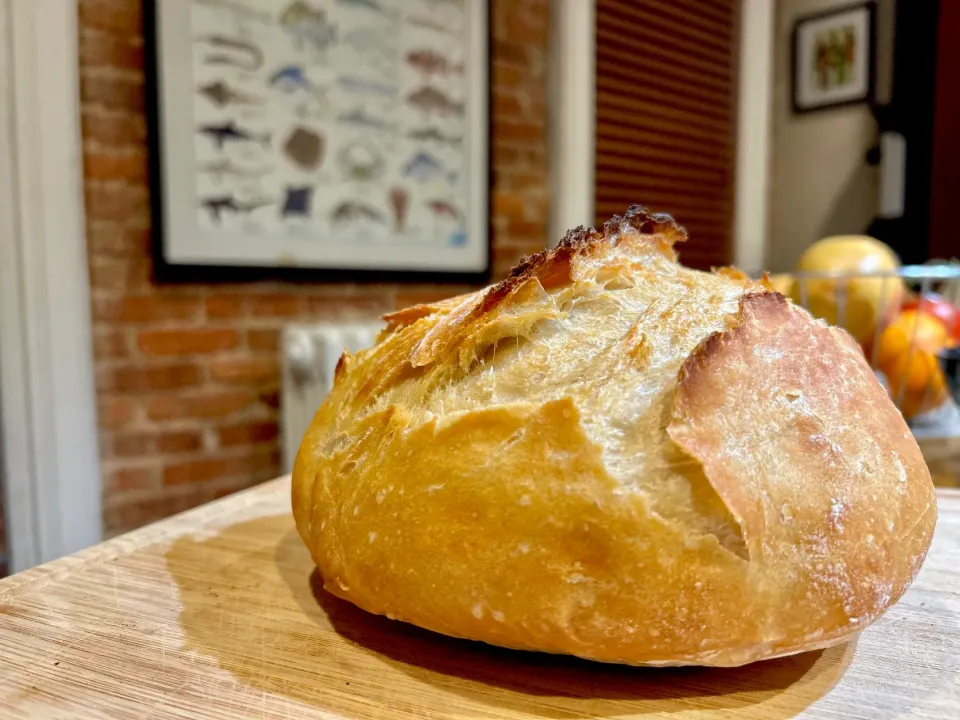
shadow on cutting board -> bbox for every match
[166,514,859,718]
[304,570,856,717]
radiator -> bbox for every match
[280,321,384,473]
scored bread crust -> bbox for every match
[292,206,936,667]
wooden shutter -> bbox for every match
[594,0,739,269]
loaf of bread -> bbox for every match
[292,206,936,667]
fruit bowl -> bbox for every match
[785,264,960,428]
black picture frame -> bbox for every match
[143,0,492,285]
[791,1,876,115]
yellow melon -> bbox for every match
[791,235,904,346]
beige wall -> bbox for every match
[769,0,884,271]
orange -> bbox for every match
[876,310,951,418]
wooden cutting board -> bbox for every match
[0,477,958,720]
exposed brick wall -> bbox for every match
[78,0,550,534]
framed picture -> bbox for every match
[792,2,875,114]
[145,0,490,282]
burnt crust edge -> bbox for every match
[390,206,691,366]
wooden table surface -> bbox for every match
[0,476,958,720]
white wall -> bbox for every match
[733,0,775,272]
[0,0,102,571]
[768,0,884,271]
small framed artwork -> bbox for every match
[792,1,875,114]
[145,0,490,282]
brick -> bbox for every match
[491,164,514,191]
[86,221,151,258]
[163,458,234,486]
[522,93,547,120]
[249,293,301,317]
[492,142,522,173]
[510,170,548,191]
[492,119,543,143]
[210,292,304,319]
[501,3,548,45]
[146,391,253,420]
[88,257,127,292]
[493,39,528,67]
[492,92,523,119]
[211,477,264,500]
[102,501,143,533]
[250,448,282,474]
[92,328,129,358]
[218,421,279,447]
[206,294,245,319]
[129,258,154,288]
[526,191,549,220]
[138,328,239,355]
[303,294,391,318]
[110,431,154,458]
[515,146,546,166]
[109,363,201,392]
[108,465,159,491]
[89,257,153,293]
[104,488,205,532]
[124,226,153,255]
[209,357,278,385]
[102,295,202,323]
[257,387,281,410]
[493,63,521,88]
[143,395,183,421]
[157,430,203,454]
[219,463,279,492]
[246,328,280,351]
[97,396,138,429]
[163,449,278,486]
[79,0,143,36]
[79,31,143,70]
[507,217,546,242]
[81,109,147,146]
[85,220,126,256]
[83,149,148,183]
[80,72,145,112]
[491,191,526,221]
[508,151,540,183]
[84,184,150,223]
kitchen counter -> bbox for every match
[0,476,958,719]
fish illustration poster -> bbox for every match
[150,0,489,277]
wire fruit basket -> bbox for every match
[784,264,960,437]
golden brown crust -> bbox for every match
[381,292,473,330]
[669,292,935,648]
[293,208,936,667]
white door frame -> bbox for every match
[549,0,595,246]
[733,0,775,272]
[0,0,103,572]
[548,0,773,268]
